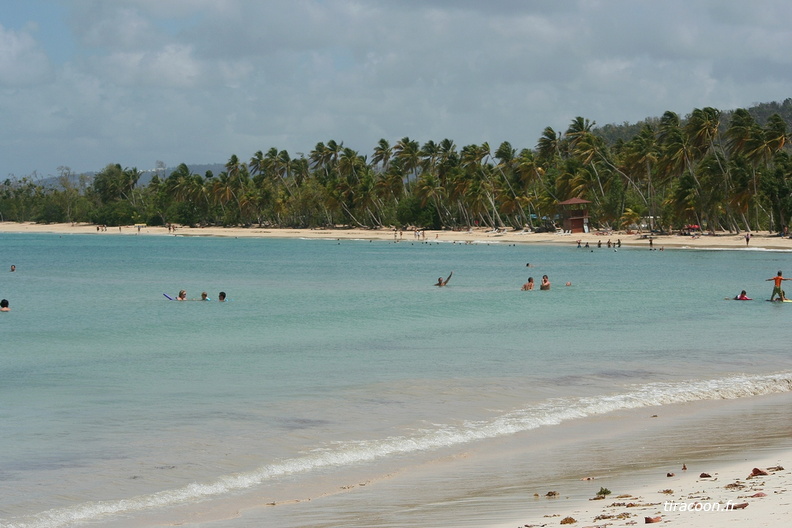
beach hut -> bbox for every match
[557,198,591,233]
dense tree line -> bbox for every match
[2,101,791,233]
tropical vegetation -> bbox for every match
[2,100,792,234]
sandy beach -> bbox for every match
[490,450,791,528]
[2,221,792,251]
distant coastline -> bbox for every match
[2,221,792,251]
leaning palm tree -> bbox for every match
[537,126,562,163]
[686,107,741,230]
[493,141,530,226]
[565,126,608,206]
[726,109,764,228]
[740,113,788,229]
[371,139,392,171]
[249,150,267,179]
[622,124,660,230]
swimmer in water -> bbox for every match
[435,271,453,287]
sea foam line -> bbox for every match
[7,371,792,528]
[683,246,792,252]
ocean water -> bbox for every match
[1,233,792,528]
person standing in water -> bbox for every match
[522,277,535,291]
[540,275,551,290]
[766,271,790,301]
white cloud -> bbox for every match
[0,23,52,86]
[92,44,202,87]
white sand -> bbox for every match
[492,450,791,528]
[2,222,790,251]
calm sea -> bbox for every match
[2,233,791,528]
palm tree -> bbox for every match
[310,140,342,184]
[371,139,392,171]
[735,113,789,229]
[460,143,505,228]
[414,171,448,227]
[249,150,267,180]
[727,109,764,229]
[493,141,530,226]
[537,126,562,163]
[392,137,421,194]
[686,107,740,230]
[565,119,608,204]
[622,124,660,230]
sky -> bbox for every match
[1,0,790,178]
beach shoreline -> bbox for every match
[165,392,792,528]
[2,221,792,250]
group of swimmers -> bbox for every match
[434,270,564,291]
[175,290,227,302]
[577,239,622,249]
[521,275,552,290]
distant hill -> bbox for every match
[135,163,227,187]
[37,163,227,190]
[594,98,792,144]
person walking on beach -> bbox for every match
[522,277,534,291]
[540,275,551,290]
[435,271,453,287]
[766,271,790,301]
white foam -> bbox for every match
[685,246,792,253]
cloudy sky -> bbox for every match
[1,0,790,178]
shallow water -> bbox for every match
[1,234,791,527]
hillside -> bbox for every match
[595,98,792,144]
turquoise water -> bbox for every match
[1,233,792,527]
